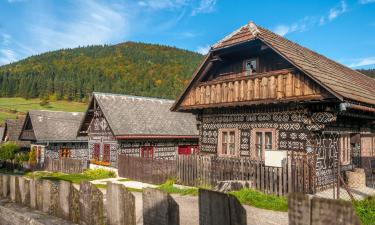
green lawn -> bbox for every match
[353,196,375,225]
[0,97,87,124]
[230,188,288,212]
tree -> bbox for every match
[0,142,20,161]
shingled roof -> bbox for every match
[24,110,86,142]
[3,118,30,148]
[214,22,375,105]
[86,92,198,137]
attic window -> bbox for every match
[245,58,257,75]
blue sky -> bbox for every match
[0,0,375,69]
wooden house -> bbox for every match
[19,110,88,163]
[1,118,30,150]
[77,92,199,167]
[171,22,375,190]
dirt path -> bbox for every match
[131,192,288,225]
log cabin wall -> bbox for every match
[45,142,89,160]
[197,106,309,156]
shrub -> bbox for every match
[15,152,29,164]
[28,147,37,164]
[83,168,116,180]
[0,142,20,161]
[353,196,375,225]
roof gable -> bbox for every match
[84,92,198,137]
[172,22,375,110]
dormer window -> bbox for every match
[245,58,257,75]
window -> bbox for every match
[141,147,154,158]
[218,129,238,156]
[178,145,199,155]
[60,148,71,158]
[103,144,111,162]
[245,58,257,75]
[340,134,351,165]
[92,143,100,160]
[252,129,276,160]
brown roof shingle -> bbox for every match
[211,22,375,105]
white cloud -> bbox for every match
[137,0,188,10]
[359,0,375,4]
[348,57,375,68]
[196,45,210,54]
[27,0,127,53]
[0,49,17,65]
[191,0,217,16]
[328,1,347,21]
[1,33,11,45]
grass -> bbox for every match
[0,97,87,124]
[94,183,143,192]
[230,188,288,212]
[353,196,375,225]
[117,178,132,182]
[157,180,199,196]
[25,168,116,184]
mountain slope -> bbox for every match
[0,42,204,101]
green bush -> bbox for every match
[15,152,29,164]
[0,142,20,161]
[158,179,198,196]
[353,196,375,225]
[82,168,116,180]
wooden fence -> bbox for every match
[176,154,314,196]
[118,155,176,184]
[43,157,87,174]
[117,153,314,195]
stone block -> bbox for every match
[106,182,135,225]
[36,179,44,211]
[288,193,311,225]
[2,175,9,198]
[69,185,80,224]
[29,179,38,209]
[57,180,71,220]
[143,188,179,225]
[79,181,104,225]
[18,177,30,206]
[10,176,21,203]
[0,175,3,198]
[199,189,246,225]
[42,180,59,216]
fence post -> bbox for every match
[199,189,246,225]
[42,180,59,216]
[106,182,136,225]
[79,181,104,225]
[143,188,179,225]
[18,177,30,205]
[288,193,311,225]
[2,175,9,198]
[9,176,21,203]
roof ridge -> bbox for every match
[30,109,83,114]
[93,92,175,102]
[212,24,249,49]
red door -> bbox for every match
[103,144,111,162]
[93,143,100,160]
[141,147,154,158]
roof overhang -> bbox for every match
[115,134,199,140]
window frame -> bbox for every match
[218,128,239,157]
[103,144,111,163]
[340,134,351,165]
[251,128,276,160]
[244,58,258,75]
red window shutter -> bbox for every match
[141,147,154,158]
[93,143,100,160]
[103,144,111,162]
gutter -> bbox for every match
[339,102,375,113]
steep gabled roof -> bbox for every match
[172,22,375,110]
[23,110,86,142]
[3,118,30,148]
[86,92,198,137]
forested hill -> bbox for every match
[0,42,204,101]
[358,69,375,79]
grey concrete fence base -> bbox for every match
[106,182,136,225]
[288,193,361,225]
[143,188,179,225]
[199,189,246,225]
[79,181,104,225]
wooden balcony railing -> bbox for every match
[181,69,324,108]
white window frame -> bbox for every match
[217,128,239,157]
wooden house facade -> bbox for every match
[19,110,88,163]
[78,92,199,167]
[172,22,375,190]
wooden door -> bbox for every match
[141,147,154,158]
[93,143,100,160]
